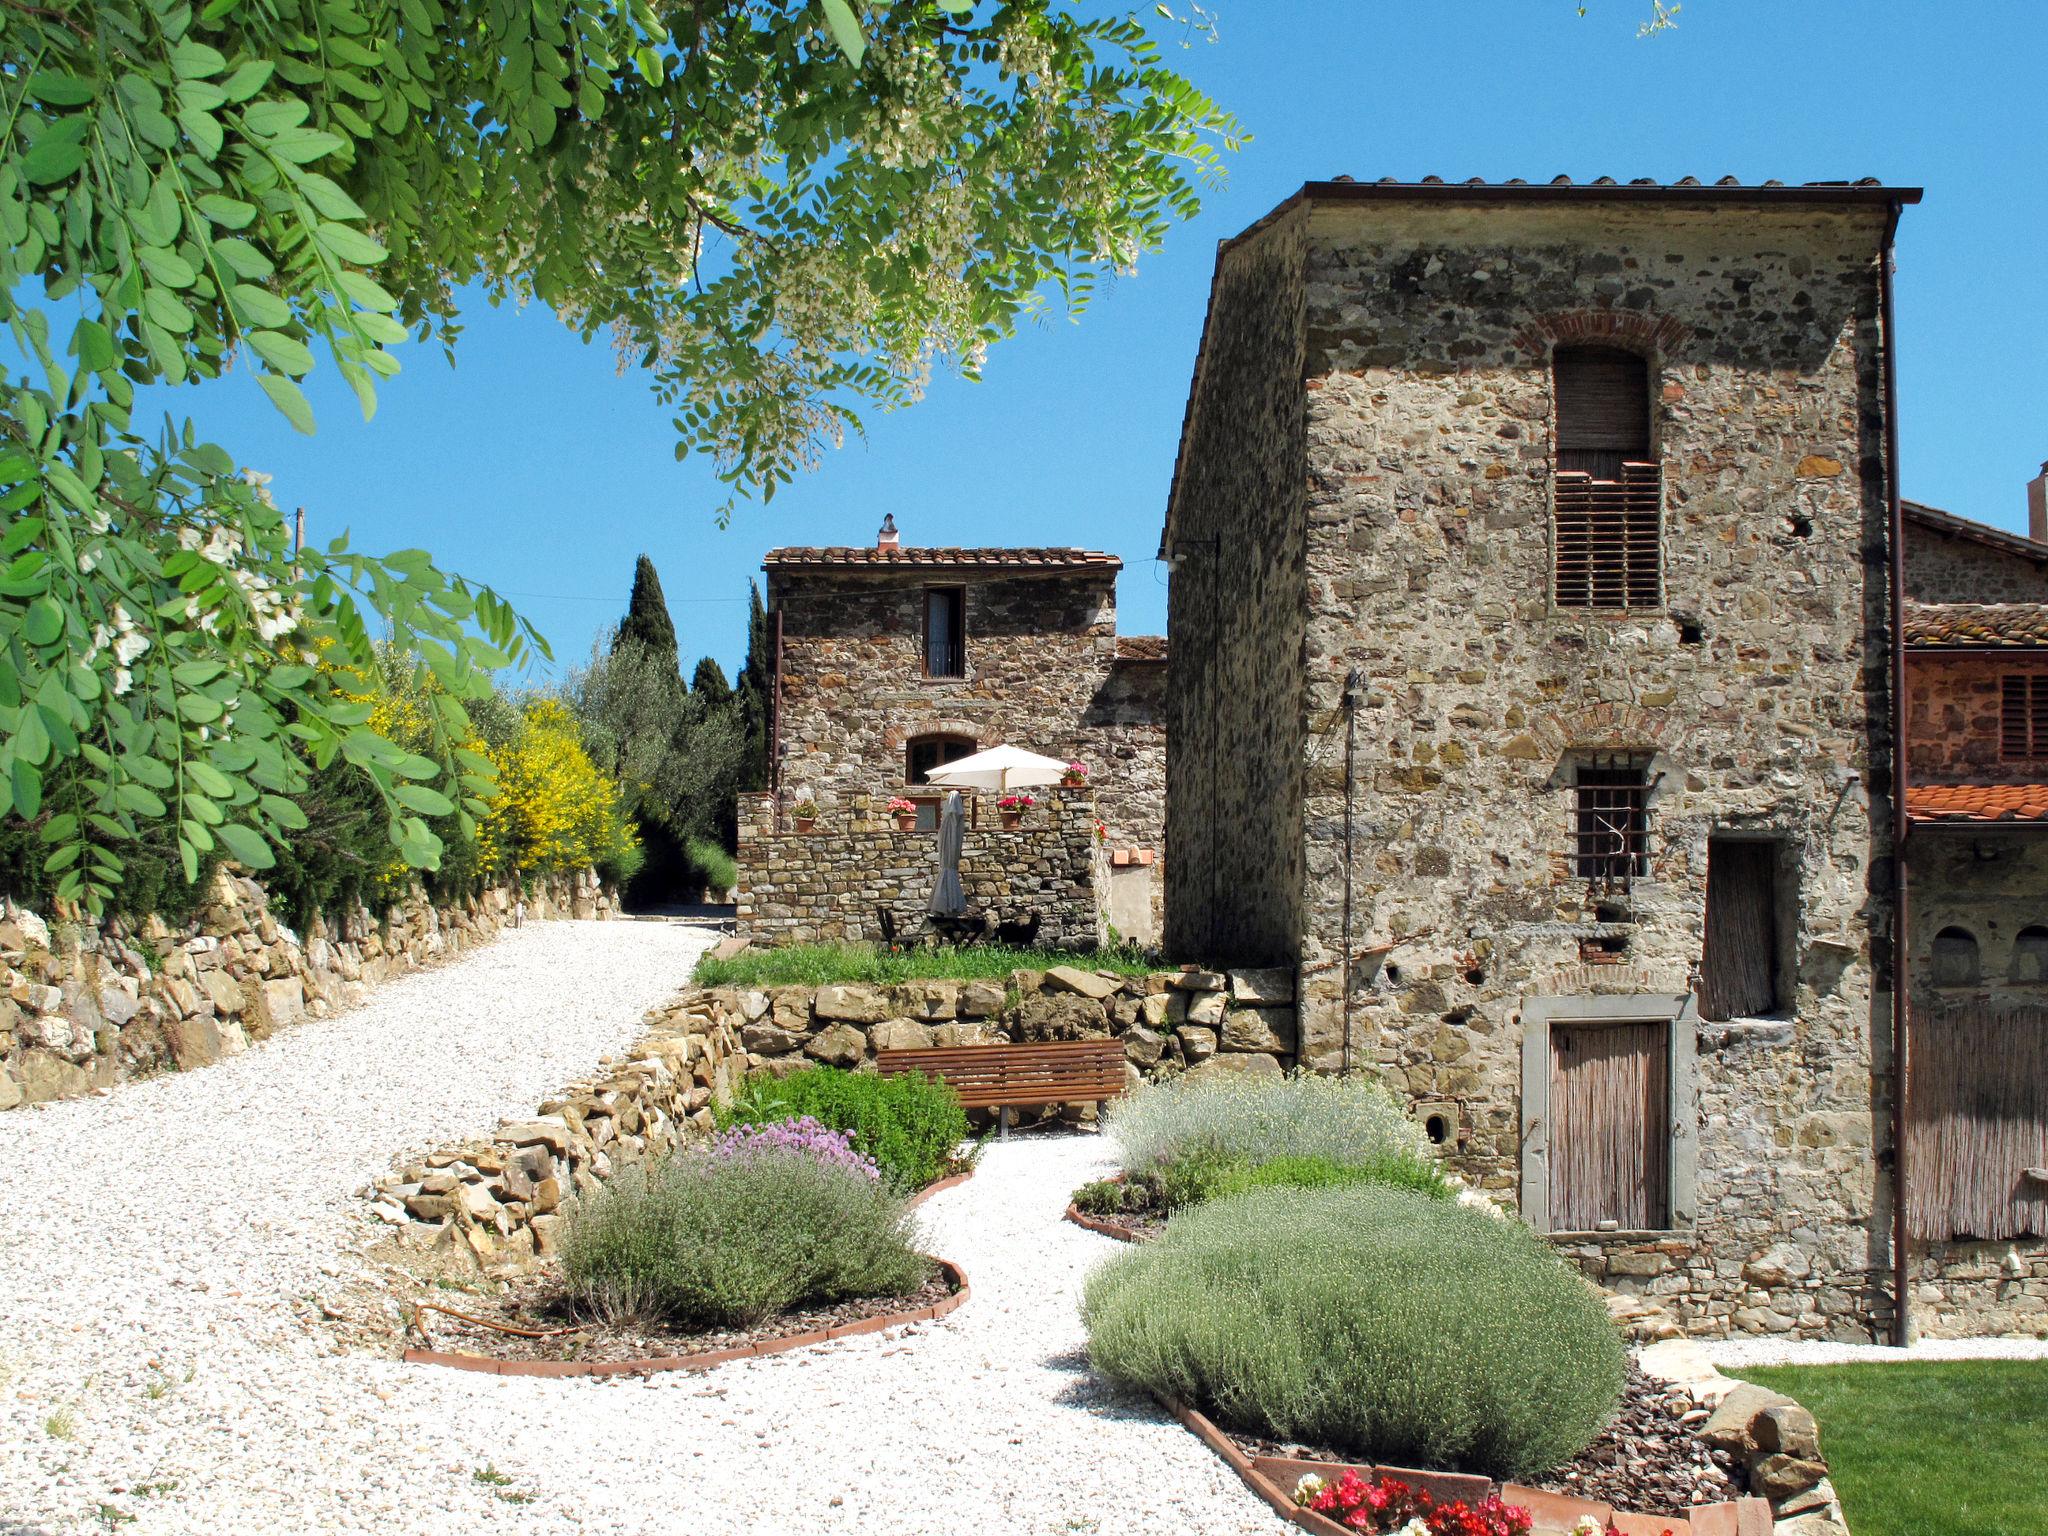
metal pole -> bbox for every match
[1881,199,1913,1348]
[292,507,305,554]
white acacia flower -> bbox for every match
[111,667,132,695]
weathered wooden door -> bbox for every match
[1550,1021,1669,1231]
[1907,1004,2048,1241]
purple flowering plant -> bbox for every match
[709,1115,882,1183]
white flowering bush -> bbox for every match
[1104,1070,1435,1177]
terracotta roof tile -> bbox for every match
[763,546,1120,572]
[1114,636,1167,662]
[1906,783,2048,824]
[1904,602,2048,648]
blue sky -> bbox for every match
[129,1,2048,682]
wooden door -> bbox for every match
[1550,1020,1669,1231]
[1907,1004,2048,1241]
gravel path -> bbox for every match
[0,926,1286,1536]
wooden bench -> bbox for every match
[874,1038,1127,1137]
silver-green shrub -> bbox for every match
[1080,1185,1626,1479]
[560,1148,930,1328]
[1104,1070,1433,1176]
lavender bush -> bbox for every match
[710,1116,881,1183]
[560,1141,929,1328]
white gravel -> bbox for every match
[1705,1335,2048,1369]
[0,924,1287,1536]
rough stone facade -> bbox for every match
[735,788,1102,948]
[1162,184,1912,1339]
[0,867,615,1111]
[755,546,1167,942]
[1904,502,2048,603]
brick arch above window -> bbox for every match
[1510,308,1694,362]
[1511,701,1693,770]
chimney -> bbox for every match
[2030,463,2048,545]
[878,513,900,554]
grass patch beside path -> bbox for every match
[693,941,1153,990]
[1743,1360,2048,1536]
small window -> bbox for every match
[907,733,975,786]
[1554,347,1661,610]
[924,587,965,678]
[2000,675,2048,760]
[1574,759,1651,883]
[1931,927,1981,988]
[2013,927,2048,984]
[1699,838,1783,1021]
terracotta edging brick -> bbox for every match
[403,1167,975,1379]
[403,1257,968,1379]
[1162,1393,1761,1536]
[1063,1201,1147,1244]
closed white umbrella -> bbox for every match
[924,744,1071,793]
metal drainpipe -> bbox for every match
[1341,669,1361,1075]
[771,607,785,834]
[1881,199,1913,1347]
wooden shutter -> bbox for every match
[1555,463,1662,609]
[1907,1004,2048,1241]
[1556,347,1650,455]
[1699,839,1780,1021]
[1550,1021,1669,1230]
[2002,674,2048,759]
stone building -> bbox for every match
[1156,176,1998,1339]
[738,523,1167,944]
[1895,479,2048,1334]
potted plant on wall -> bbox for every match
[997,792,1033,829]
[887,796,918,832]
[1061,760,1088,788]
[792,797,819,833]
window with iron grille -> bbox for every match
[923,587,965,677]
[1574,760,1652,882]
[1553,347,1662,610]
[2000,674,2048,760]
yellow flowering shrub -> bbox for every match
[485,699,639,880]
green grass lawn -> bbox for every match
[692,940,1155,989]
[1742,1360,2047,1536]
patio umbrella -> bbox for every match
[923,744,1072,793]
[930,791,967,917]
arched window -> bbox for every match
[2012,926,2048,984]
[906,733,975,786]
[1931,926,1981,988]
[1553,346,1660,610]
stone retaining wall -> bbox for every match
[0,866,616,1111]
[736,787,1101,947]
[705,962,1298,1089]
[367,964,1299,1264]
[367,988,742,1271]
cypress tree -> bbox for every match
[617,555,680,673]
[734,581,772,791]
[691,657,734,705]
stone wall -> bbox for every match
[736,787,1102,948]
[766,559,1167,937]
[1904,513,2048,603]
[1907,654,2048,781]
[369,966,1297,1264]
[0,867,616,1110]
[662,962,1297,1093]
[367,988,742,1271]
[1161,206,1309,966]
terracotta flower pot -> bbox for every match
[1000,811,1022,829]
[794,815,816,834]
[894,813,917,832]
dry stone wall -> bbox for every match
[367,988,741,1270]
[736,787,1102,948]
[0,866,615,1111]
[1907,654,2048,781]
[1904,516,2048,604]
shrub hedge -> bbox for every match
[1081,1184,1626,1480]
[1104,1070,1434,1177]
[721,1066,969,1191]
[560,1146,928,1328]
